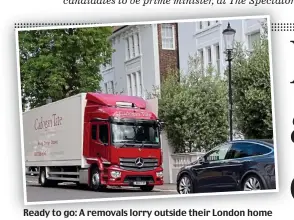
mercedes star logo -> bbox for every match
[135,157,144,168]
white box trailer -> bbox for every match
[23,93,87,168]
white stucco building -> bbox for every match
[100,18,266,96]
[100,23,179,98]
[178,18,266,75]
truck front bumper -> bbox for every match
[104,165,164,186]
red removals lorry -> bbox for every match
[24,93,163,192]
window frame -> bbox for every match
[200,141,273,164]
[137,71,143,97]
[127,74,132,96]
[198,49,204,73]
[136,32,140,55]
[247,31,261,51]
[99,124,109,146]
[203,143,232,162]
[91,124,98,141]
[207,47,212,67]
[126,37,131,60]
[199,21,203,30]
[226,142,273,160]
[104,82,108,94]
[215,44,220,74]
[110,81,115,94]
[161,24,176,50]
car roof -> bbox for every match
[231,139,274,147]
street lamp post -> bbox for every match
[222,22,236,141]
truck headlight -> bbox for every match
[110,171,121,178]
[156,171,163,178]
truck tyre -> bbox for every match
[140,185,154,192]
[90,167,106,191]
[39,169,50,187]
[39,169,58,187]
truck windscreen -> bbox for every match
[111,121,160,147]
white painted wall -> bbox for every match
[100,24,160,99]
[178,18,266,76]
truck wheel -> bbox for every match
[39,169,49,187]
[90,167,106,191]
[39,169,58,187]
[140,185,154,192]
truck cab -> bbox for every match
[83,93,163,191]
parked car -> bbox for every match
[176,139,275,194]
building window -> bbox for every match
[126,38,130,60]
[215,44,220,74]
[109,55,113,67]
[248,31,261,51]
[127,74,132,95]
[137,71,142,97]
[161,24,175,50]
[198,49,204,73]
[216,20,218,23]
[126,33,140,60]
[207,47,212,67]
[104,83,108,94]
[131,35,135,58]
[207,21,210,26]
[199,22,203,30]
[110,81,114,94]
[132,72,137,96]
[136,33,140,55]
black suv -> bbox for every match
[176,139,276,194]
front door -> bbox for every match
[90,122,110,160]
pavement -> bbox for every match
[25,176,178,203]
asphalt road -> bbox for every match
[26,176,177,203]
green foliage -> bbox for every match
[157,56,229,153]
[229,27,273,139]
[19,27,113,111]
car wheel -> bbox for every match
[140,185,154,192]
[243,175,263,191]
[178,174,194,194]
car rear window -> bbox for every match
[226,142,272,159]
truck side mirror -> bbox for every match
[157,120,165,132]
[97,138,108,146]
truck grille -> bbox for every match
[119,158,158,171]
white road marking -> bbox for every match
[154,189,177,192]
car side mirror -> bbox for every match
[199,157,208,164]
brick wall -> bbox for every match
[157,23,179,82]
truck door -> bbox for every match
[90,122,109,160]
